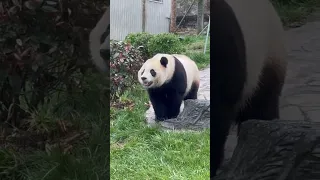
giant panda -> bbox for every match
[138,53,200,121]
[211,0,287,177]
[89,7,110,73]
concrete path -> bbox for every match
[197,19,320,160]
[280,21,320,122]
[197,65,210,100]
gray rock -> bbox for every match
[215,120,320,180]
[145,66,211,128]
[159,99,210,131]
[146,99,210,131]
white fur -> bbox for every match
[180,101,185,113]
[89,7,110,72]
[138,54,175,88]
[225,0,287,109]
[138,53,200,97]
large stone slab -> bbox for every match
[159,99,210,131]
[215,120,320,180]
[146,99,210,131]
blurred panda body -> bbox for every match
[89,7,109,72]
[138,54,200,121]
[210,0,287,177]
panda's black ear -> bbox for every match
[160,57,168,67]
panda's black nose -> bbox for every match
[141,77,147,81]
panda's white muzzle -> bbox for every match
[141,77,153,87]
[143,81,153,87]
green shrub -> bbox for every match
[125,32,185,58]
[110,40,144,101]
[180,36,200,45]
[125,32,153,59]
[125,32,152,46]
[272,0,311,4]
[147,33,185,56]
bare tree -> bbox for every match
[170,0,177,32]
[197,0,204,34]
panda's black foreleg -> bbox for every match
[148,92,168,121]
[211,103,236,177]
[153,104,168,121]
[210,1,247,176]
[166,92,184,119]
[210,70,245,178]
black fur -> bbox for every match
[210,0,247,177]
[160,57,168,67]
[184,82,198,100]
[147,56,188,121]
[210,0,285,178]
[100,24,110,44]
[236,61,284,135]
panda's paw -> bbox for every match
[179,101,185,113]
[155,117,166,122]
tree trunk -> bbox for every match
[197,0,204,34]
[142,0,146,32]
[206,0,210,13]
[170,0,176,32]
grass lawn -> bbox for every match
[0,73,110,180]
[110,35,211,180]
[272,0,320,27]
[181,35,210,70]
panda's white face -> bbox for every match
[138,54,175,89]
[138,61,163,89]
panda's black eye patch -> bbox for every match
[150,69,156,77]
[141,69,145,75]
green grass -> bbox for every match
[181,35,210,69]
[272,0,320,27]
[110,87,210,180]
[110,34,211,180]
[0,73,109,180]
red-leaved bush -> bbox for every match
[0,0,107,127]
[110,41,144,101]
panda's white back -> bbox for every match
[225,0,287,107]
